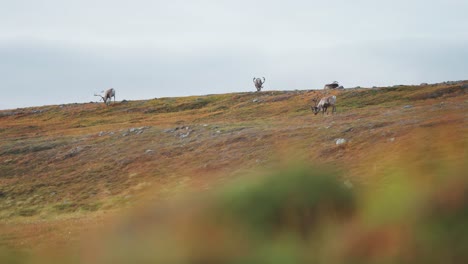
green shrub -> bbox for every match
[217,165,355,237]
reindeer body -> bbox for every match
[95,88,116,105]
[253,77,266,92]
[311,95,336,115]
[324,81,339,90]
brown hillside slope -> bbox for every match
[0,82,467,250]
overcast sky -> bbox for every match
[1,0,467,110]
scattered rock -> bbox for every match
[343,127,353,133]
[145,149,155,154]
[63,146,84,159]
[388,137,395,142]
[252,98,261,103]
[443,81,459,85]
[124,126,151,136]
[164,126,192,134]
[0,111,19,117]
[119,159,134,166]
[403,105,413,109]
[179,132,191,138]
[335,138,347,145]
[164,126,194,139]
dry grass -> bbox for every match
[0,81,466,262]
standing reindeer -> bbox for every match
[94,88,116,106]
[311,95,337,115]
[253,77,266,92]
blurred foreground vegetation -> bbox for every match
[1,134,466,264]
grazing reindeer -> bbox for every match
[94,88,116,106]
[253,77,266,92]
[311,95,337,115]
[324,81,339,90]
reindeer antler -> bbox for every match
[311,96,320,106]
[94,93,105,102]
[262,77,266,83]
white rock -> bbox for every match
[336,138,347,145]
[180,132,190,138]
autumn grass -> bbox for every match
[0,81,466,262]
[1,129,465,263]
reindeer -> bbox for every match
[253,77,266,92]
[324,81,339,90]
[311,95,337,115]
[94,88,116,106]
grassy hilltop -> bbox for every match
[0,82,467,263]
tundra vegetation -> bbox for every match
[0,81,466,263]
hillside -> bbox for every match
[0,82,467,262]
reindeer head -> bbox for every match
[94,93,107,103]
[324,81,340,90]
[311,97,320,115]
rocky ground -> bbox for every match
[0,81,466,258]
